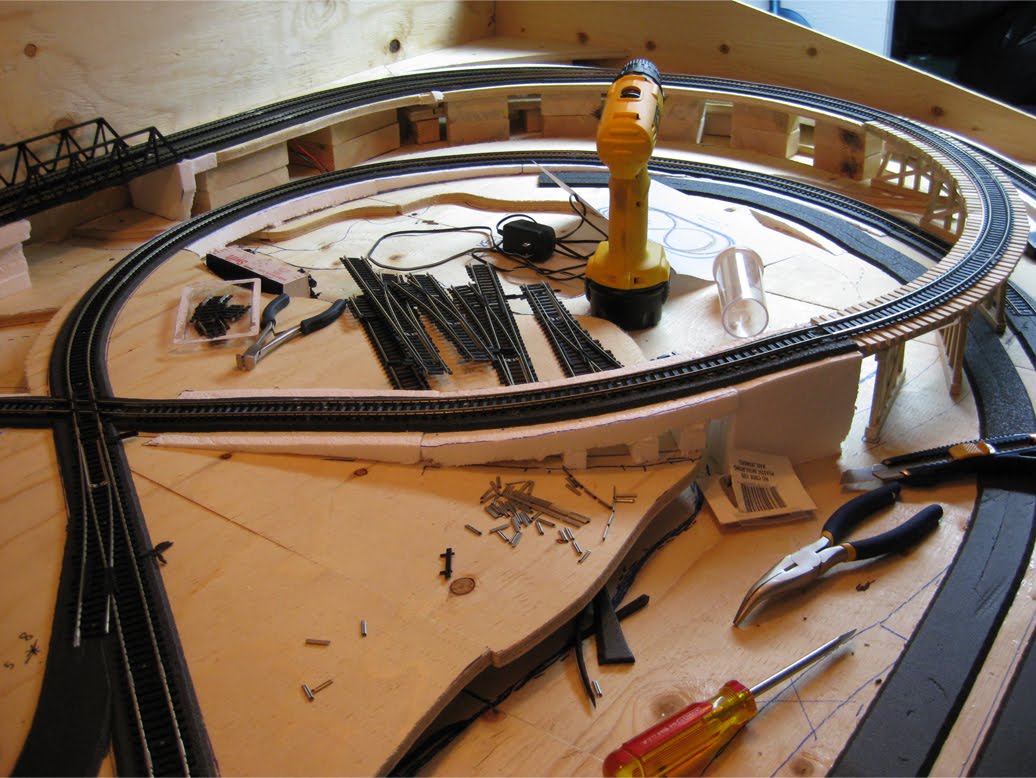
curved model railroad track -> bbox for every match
[3,66,1035,776]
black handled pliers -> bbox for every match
[237,294,348,370]
[733,483,942,626]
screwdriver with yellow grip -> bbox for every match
[602,630,856,777]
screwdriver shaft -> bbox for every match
[750,629,856,697]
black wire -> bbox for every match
[261,194,606,280]
[365,225,497,272]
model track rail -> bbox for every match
[8,65,1033,777]
[391,274,493,362]
[523,282,621,377]
[344,257,450,377]
[348,294,431,391]
[0,396,70,426]
[462,263,537,385]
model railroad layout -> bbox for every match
[2,66,1035,775]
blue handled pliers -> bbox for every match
[733,483,942,626]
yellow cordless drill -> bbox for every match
[586,59,670,330]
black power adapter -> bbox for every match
[500,219,556,262]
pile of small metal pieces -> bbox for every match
[469,477,595,562]
[190,294,251,338]
[469,475,640,560]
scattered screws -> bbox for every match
[302,679,334,701]
[464,524,483,536]
[305,638,331,647]
[578,550,592,564]
[592,680,603,698]
[572,540,584,555]
[360,619,368,637]
[510,530,523,547]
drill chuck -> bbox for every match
[618,58,664,93]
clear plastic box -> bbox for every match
[172,279,260,348]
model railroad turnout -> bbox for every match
[343,255,548,388]
[2,62,1034,778]
[344,256,450,386]
[342,257,543,388]
[523,282,622,377]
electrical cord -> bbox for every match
[257,194,607,281]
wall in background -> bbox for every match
[742,0,895,56]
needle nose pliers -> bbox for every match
[733,483,942,627]
[237,293,348,370]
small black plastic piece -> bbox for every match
[593,589,636,665]
[586,278,669,330]
[439,547,454,580]
[190,295,251,339]
[573,606,596,709]
[500,220,556,262]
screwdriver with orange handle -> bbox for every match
[603,629,856,777]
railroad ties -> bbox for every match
[524,282,622,377]
[343,256,446,390]
[456,264,537,385]
[340,258,621,389]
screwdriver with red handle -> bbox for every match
[603,630,856,777]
